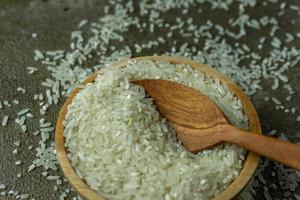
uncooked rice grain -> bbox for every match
[13,141,20,146]
[17,87,26,94]
[40,127,54,132]
[28,164,36,172]
[15,160,22,165]
[17,108,30,116]
[46,176,60,181]
[21,125,27,133]
[0,184,5,190]
[2,116,9,126]
[20,194,30,199]
[78,19,88,28]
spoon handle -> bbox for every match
[223,126,300,170]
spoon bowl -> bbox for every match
[55,56,262,200]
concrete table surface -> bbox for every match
[0,0,299,199]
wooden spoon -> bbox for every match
[133,79,300,170]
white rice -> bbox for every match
[17,87,26,94]
[32,33,38,38]
[64,59,248,200]
[0,184,6,190]
[15,160,22,165]
[28,164,36,172]
[13,99,19,104]
[17,108,30,116]
[78,19,88,28]
[40,127,54,132]
[21,125,27,133]
[2,116,9,126]
[3,100,10,107]
[34,50,44,60]
[26,66,38,74]
[20,193,30,199]
[46,176,60,181]
[13,149,18,155]
[13,141,20,146]
[40,122,52,128]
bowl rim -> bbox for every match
[55,55,261,200]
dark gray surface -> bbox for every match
[0,0,300,200]
[0,1,102,199]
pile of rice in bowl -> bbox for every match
[64,59,249,200]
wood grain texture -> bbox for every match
[134,79,300,170]
[222,126,300,170]
[55,56,262,200]
[133,79,229,130]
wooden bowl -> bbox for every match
[55,56,261,200]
